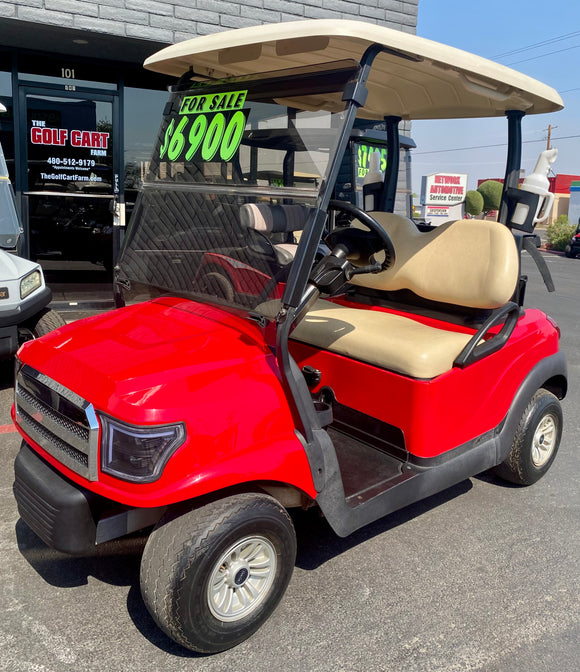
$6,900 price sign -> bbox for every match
[160,90,249,163]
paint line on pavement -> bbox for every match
[0,423,16,434]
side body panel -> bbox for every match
[290,307,560,458]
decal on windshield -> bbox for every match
[160,90,248,163]
[178,90,247,115]
[356,143,387,179]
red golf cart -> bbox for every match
[12,20,566,654]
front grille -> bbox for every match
[14,365,99,480]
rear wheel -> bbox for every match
[140,493,296,653]
[197,269,235,302]
[494,389,562,485]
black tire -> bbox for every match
[197,270,235,302]
[140,493,296,654]
[564,246,574,258]
[24,308,67,339]
[494,389,563,485]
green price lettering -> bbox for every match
[159,119,174,160]
[185,115,207,160]
[220,110,245,161]
[167,116,188,161]
[201,114,225,161]
[160,91,248,164]
[356,144,388,179]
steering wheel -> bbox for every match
[325,200,395,271]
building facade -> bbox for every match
[0,1,418,304]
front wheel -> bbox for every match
[494,389,563,485]
[140,493,296,653]
[19,308,67,344]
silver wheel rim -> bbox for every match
[207,535,277,622]
[532,413,558,467]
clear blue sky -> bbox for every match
[412,0,580,191]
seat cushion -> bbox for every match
[350,214,519,310]
[290,299,475,379]
[273,242,299,265]
[240,203,311,233]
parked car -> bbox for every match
[565,219,580,258]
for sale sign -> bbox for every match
[160,90,249,164]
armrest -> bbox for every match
[453,302,520,368]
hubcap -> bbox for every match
[207,536,277,622]
[532,413,558,467]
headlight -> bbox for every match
[20,270,42,299]
[100,415,186,483]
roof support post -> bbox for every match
[277,44,384,452]
[379,115,402,212]
[283,43,384,308]
[499,110,525,224]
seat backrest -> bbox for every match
[240,203,310,233]
[350,213,519,310]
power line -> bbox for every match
[413,134,580,156]
[504,43,580,66]
[492,30,580,59]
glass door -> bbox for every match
[18,86,120,301]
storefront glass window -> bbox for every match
[123,86,169,209]
[0,56,14,183]
[0,70,11,95]
[17,53,118,91]
[19,72,117,91]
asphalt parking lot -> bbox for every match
[0,251,578,672]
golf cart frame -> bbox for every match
[12,20,566,653]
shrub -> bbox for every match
[546,218,576,251]
[477,180,503,212]
[465,190,484,216]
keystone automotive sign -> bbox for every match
[421,172,468,205]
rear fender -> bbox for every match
[496,350,567,463]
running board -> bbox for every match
[314,352,566,538]
[316,429,500,538]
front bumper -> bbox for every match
[0,325,19,358]
[13,442,165,555]
[0,285,52,328]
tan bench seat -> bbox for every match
[291,299,475,379]
[257,215,519,379]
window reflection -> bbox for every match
[123,86,170,215]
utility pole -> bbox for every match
[544,124,557,150]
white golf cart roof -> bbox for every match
[145,20,563,121]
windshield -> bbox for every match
[118,62,357,312]
[0,142,22,249]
